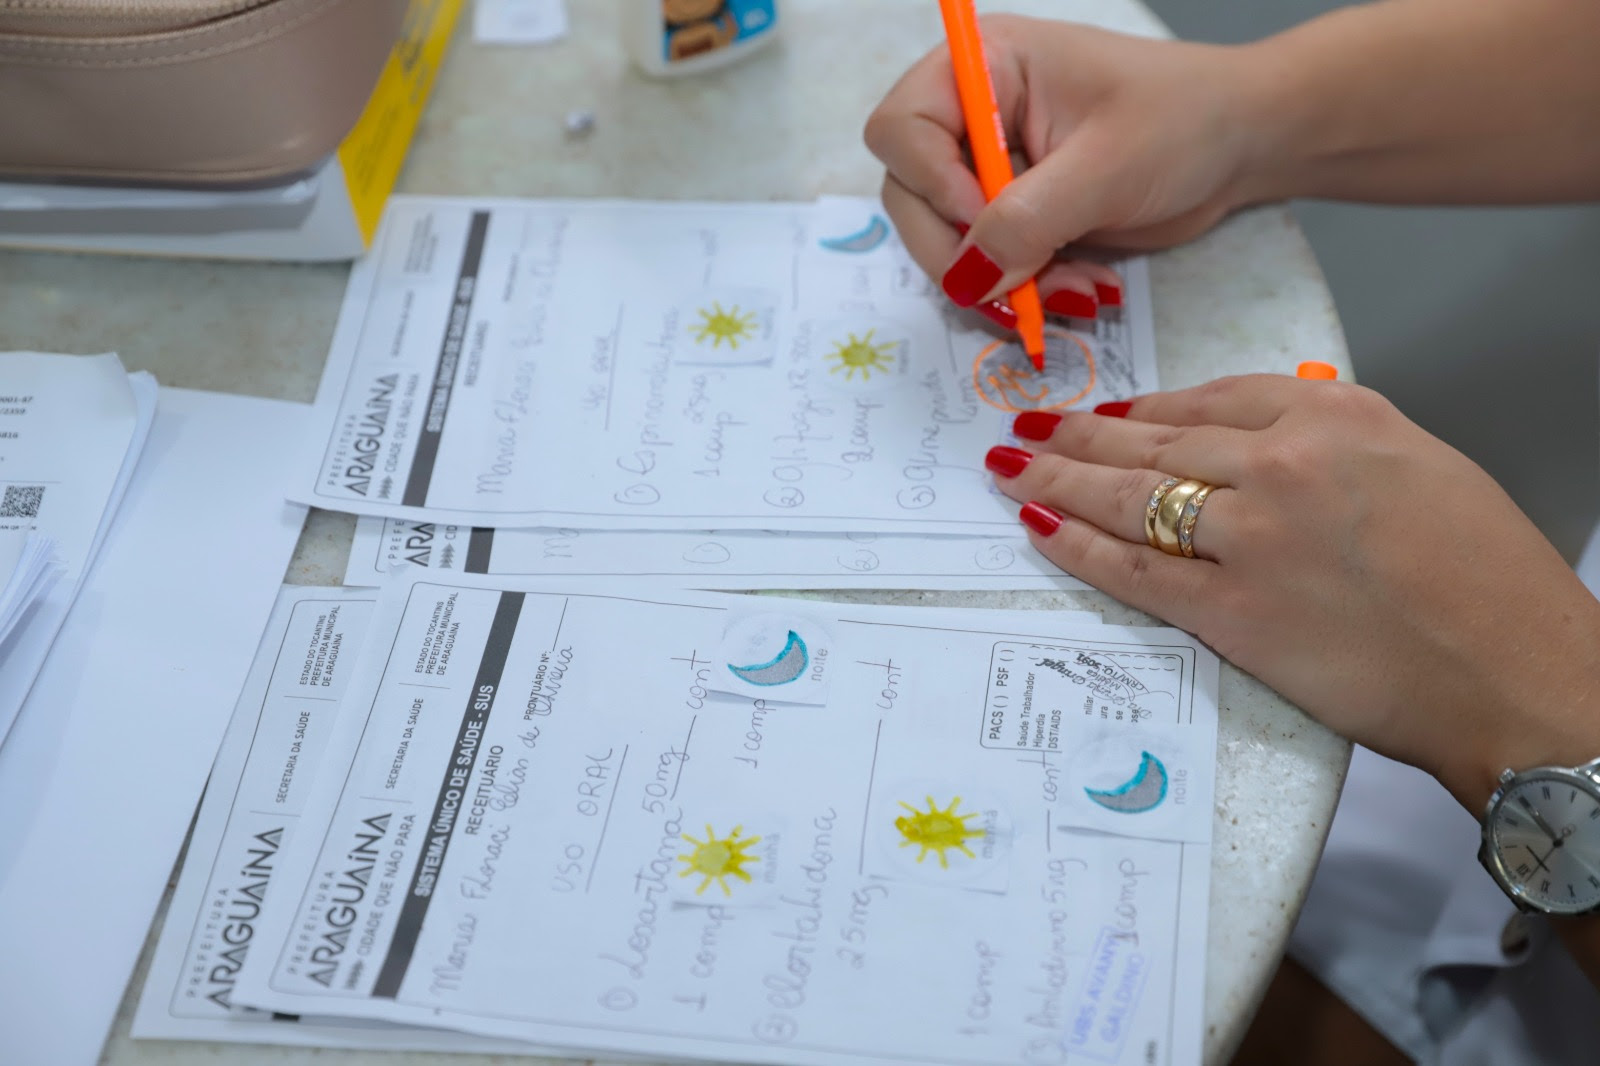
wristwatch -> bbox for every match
[1479,758,1600,916]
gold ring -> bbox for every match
[1148,478,1213,557]
[1144,477,1180,548]
[1177,483,1214,558]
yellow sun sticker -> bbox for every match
[678,824,762,896]
[894,795,982,868]
[675,289,778,366]
[868,784,1010,890]
[690,302,758,349]
[825,330,897,381]
[809,317,910,393]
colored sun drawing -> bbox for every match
[691,302,758,348]
[894,795,982,868]
[825,330,897,380]
[678,824,762,896]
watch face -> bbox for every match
[1487,770,1600,915]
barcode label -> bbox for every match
[0,485,45,519]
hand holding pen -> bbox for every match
[865,16,1240,347]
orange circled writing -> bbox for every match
[972,330,1097,413]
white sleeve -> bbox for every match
[1578,520,1600,596]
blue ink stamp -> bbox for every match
[1065,925,1149,1062]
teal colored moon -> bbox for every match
[1085,751,1169,813]
[727,630,809,686]
[819,216,890,253]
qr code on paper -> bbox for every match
[0,485,45,519]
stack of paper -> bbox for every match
[137,573,1216,1066]
[287,194,1157,590]
[0,531,63,647]
[0,353,156,743]
[112,195,1217,1066]
[0,384,311,1066]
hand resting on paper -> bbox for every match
[985,376,1600,816]
[986,375,1600,1029]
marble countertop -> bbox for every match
[0,1,1351,1063]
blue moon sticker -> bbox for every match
[1084,751,1169,814]
[727,630,809,686]
[819,215,890,254]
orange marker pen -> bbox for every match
[936,0,1047,371]
[1296,361,1338,380]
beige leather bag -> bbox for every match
[0,0,409,186]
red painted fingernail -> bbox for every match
[954,221,971,236]
[985,445,1033,478]
[1020,501,1064,537]
[1094,281,1123,308]
[1012,411,1062,441]
[1043,288,1099,318]
[976,300,1018,331]
[1093,400,1133,418]
[942,245,1004,308]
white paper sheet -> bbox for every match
[345,517,1091,591]
[0,353,149,743]
[291,196,1157,532]
[474,0,569,44]
[235,574,1213,1066]
[0,388,309,1066]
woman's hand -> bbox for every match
[987,377,1600,811]
[864,17,1267,318]
[866,2,1600,324]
